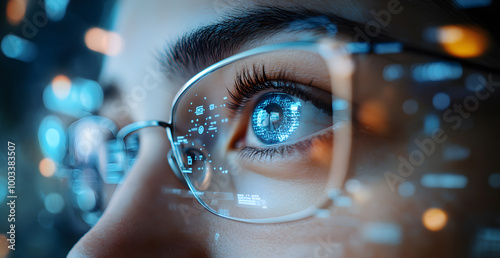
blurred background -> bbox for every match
[0,0,499,257]
[0,0,117,257]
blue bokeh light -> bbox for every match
[454,0,491,9]
[412,62,462,82]
[398,182,416,197]
[421,173,468,189]
[45,128,61,147]
[466,73,486,92]
[424,114,440,134]
[345,42,370,53]
[44,193,65,214]
[373,42,403,54]
[383,64,404,81]
[433,92,451,110]
[76,188,97,212]
[443,145,470,161]
[488,173,500,188]
[78,79,104,111]
[362,222,402,245]
[43,77,103,117]
[38,116,67,162]
[45,0,70,21]
[0,177,7,202]
[1,34,37,62]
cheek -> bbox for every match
[204,215,353,257]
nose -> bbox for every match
[68,129,209,257]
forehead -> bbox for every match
[99,0,451,120]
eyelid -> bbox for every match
[239,129,333,162]
[227,65,333,116]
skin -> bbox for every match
[68,0,484,257]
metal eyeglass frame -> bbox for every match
[110,34,500,223]
[113,39,354,224]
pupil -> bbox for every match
[263,103,284,132]
[252,93,301,144]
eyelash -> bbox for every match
[226,65,333,159]
[226,65,332,117]
[239,130,333,161]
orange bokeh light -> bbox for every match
[6,0,26,25]
[358,100,388,135]
[51,74,71,99]
[84,27,123,56]
[0,234,10,257]
[438,25,488,58]
[422,208,448,231]
[39,158,56,177]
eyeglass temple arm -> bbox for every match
[116,120,170,141]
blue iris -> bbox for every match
[252,93,301,144]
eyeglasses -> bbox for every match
[62,37,500,226]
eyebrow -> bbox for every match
[158,5,499,85]
[158,6,372,82]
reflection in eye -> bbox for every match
[227,65,333,160]
[252,93,301,144]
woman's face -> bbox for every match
[68,1,495,257]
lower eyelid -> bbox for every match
[238,129,333,161]
[231,131,334,179]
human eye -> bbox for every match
[169,45,349,220]
[226,65,335,164]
